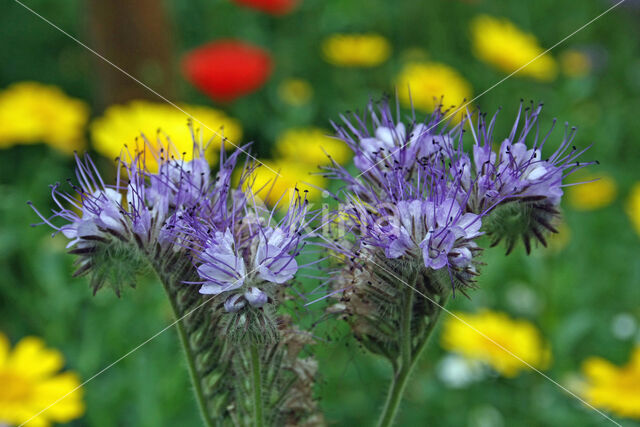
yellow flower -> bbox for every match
[470,15,557,81]
[90,100,242,170]
[567,174,617,210]
[275,127,352,166]
[559,49,592,78]
[0,81,89,153]
[581,346,640,419]
[0,333,84,427]
[321,33,391,67]
[278,78,313,106]
[395,62,472,120]
[627,182,640,236]
[441,310,551,377]
[248,159,326,206]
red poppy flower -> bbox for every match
[232,0,298,15]
[182,40,273,103]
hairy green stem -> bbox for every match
[250,343,264,427]
[400,284,414,370]
[377,361,412,427]
[377,272,447,427]
[160,278,215,427]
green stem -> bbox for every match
[161,280,214,427]
[250,343,264,427]
[378,282,415,427]
[400,284,414,370]
[377,362,412,427]
[377,273,447,427]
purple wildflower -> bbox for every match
[197,229,247,295]
[328,100,454,200]
[181,191,311,312]
[29,127,253,295]
[325,99,485,290]
[344,176,483,288]
[327,99,594,262]
[463,103,589,208]
[459,102,596,252]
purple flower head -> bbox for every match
[463,102,595,211]
[30,154,128,245]
[181,187,312,312]
[30,126,229,294]
[346,175,483,288]
[457,102,596,253]
[327,99,595,261]
[326,99,453,201]
[324,98,486,290]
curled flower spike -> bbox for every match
[322,98,594,427]
[29,153,142,295]
[325,98,486,292]
[180,188,312,314]
[346,192,483,290]
[326,99,454,195]
[460,102,596,253]
[28,121,252,295]
[32,123,322,424]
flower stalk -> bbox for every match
[377,273,447,427]
[159,268,217,427]
[250,343,264,427]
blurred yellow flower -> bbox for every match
[0,332,84,427]
[559,49,592,78]
[321,33,391,67]
[278,78,313,106]
[581,346,640,419]
[275,127,351,166]
[396,62,472,120]
[0,81,89,153]
[248,159,326,206]
[567,174,617,210]
[470,15,557,81]
[627,182,640,236]
[90,100,242,170]
[441,310,551,377]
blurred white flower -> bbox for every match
[611,313,637,340]
[505,282,542,316]
[468,404,504,427]
[436,354,485,388]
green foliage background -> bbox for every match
[1,0,639,425]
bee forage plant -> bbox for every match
[31,126,322,426]
[29,98,595,427]
[323,99,594,426]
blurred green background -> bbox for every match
[1,0,639,425]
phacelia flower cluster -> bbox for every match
[321,98,593,368]
[180,190,311,313]
[31,127,312,312]
[31,126,321,424]
[325,99,593,289]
